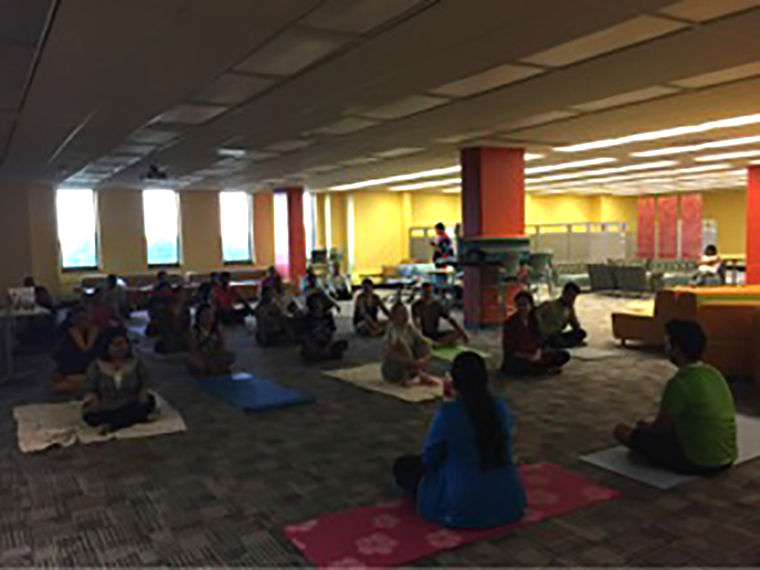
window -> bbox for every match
[56,188,99,269]
[219,191,253,263]
[143,189,180,265]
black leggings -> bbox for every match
[546,329,587,349]
[628,425,732,476]
[393,454,424,496]
[501,349,570,376]
[83,396,156,431]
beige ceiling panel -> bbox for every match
[0,0,51,45]
[130,128,180,144]
[301,0,424,34]
[191,73,276,105]
[248,150,279,161]
[430,63,544,98]
[153,104,228,125]
[659,0,760,22]
[671,60,760,88]
[522,15,686,67]
[571,85,680,111]
[373,147,425,158]
[501,110,579,131]
[235,28,349,76]
[362,95,448,120]
[308,117,379,135]
[341,156,380,166]
[265,139,312,152]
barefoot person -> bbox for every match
[614,320,737,475]
[412,283,468,348]
[353,278,389,337]
[189,303,236,374]
[535,282,587,349]
[382,302,437,387]
[502,291,570,376]
[82,328,155,433]
[392,352,526,528]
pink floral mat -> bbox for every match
[283,463,619,568]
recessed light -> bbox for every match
[694,150,760,162]
[218,147,247,158]
[556,113,760,152]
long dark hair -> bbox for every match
[514,290,539,333]
[99,326,132,361]
[451,352,507,469]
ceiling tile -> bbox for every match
[130,128,180,144]
[500,110,579,131]
[235,29,349,76]
[191,72,276,105]
[265,139,312,152]
[521,16,687,67]
[248,150,279,161]
[430,63,544,98]
[361,95,448,120]
[659,0,760,22]
[0,0,51,45]
[671,60,760,88]
[570,85,680,112]
[153,103,228,125]
[434,130,493,144]
[373,147,425,158]
[341,156,380,166]
[114,142,156,156]
[301,0,423,34]
[308,116,379,135]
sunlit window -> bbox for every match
[56,188,99,269]
[143,189,180,265]
[219,191,253,263]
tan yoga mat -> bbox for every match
[13,393,186,453]
[325,363,441,403]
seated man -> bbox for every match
[146,271,175,336]
[411,283,468,347]
[535,282,587,349]
[353,278,390,337]
[614,320,736,475]
[300,290,348,362]
[253,285,295,346]
[212,271,252,326]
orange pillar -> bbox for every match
[461,147,525,327]
[273,186,306,284]
[747,166,760,284]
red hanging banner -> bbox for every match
[636,197,656,258]
[680,193,703,259]
[657,196,678,259]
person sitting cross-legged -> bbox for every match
[392,352,526,528]
[300,290,348,362]
[614,319,737,475]
[53,305,102,393]
[381,302,438,387]
[189,303,236,375]
[353,278,390,337]
[212,271,252,326]
[253,285,296,346]
[535,282,587,349]
[82,328,156,434]
[411,282,468,348]
[501,291,570,376]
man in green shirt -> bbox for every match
[535,282,587,349]
[614,319,737,474]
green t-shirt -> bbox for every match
[661,363,737,467]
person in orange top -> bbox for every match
[212,271,252,326]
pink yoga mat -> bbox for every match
[284,463,618,568]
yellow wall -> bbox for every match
[97,188,148,276]
[526,195,602,225]
[351,191,406,277]
[314,193,327,249]
[253,192,275,266]
[600,195,638,232]
[180,191,222,272]
[27,183,60,293]
[0,184,34,295]
[410,192,461,227]
[329,193,348,260]
[703,189,746,255]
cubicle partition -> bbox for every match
[526,222,631,263]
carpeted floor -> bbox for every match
[1,294,760,566]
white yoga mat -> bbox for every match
[580,414,760,489]
[14,393,186,453]
[325,362,441,403]
[569,346,621,361]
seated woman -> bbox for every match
[88,287,121,330]
[353,278,390,337]
[253,285,294,346]
[692,245,724,285]
[189,303,236,375]
[382,302,438,386]
[212,271,253,326]
[146,271,175,336]
[82,328,156,433]
[300,291,348,362]
[411,283,468,348]
[614,320,737,475]
[52,306,102,393]
[502,291,570,376]
[393,352,526,528]
[326,262,353,301]
[155,290,191,354]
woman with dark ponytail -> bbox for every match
[393,352,526,528]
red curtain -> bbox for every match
[657,196,678,259]
[636,197,656,258]
[680,194,703,259]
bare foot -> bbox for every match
[419,373,440,387]
[97,424,112,436]
[613,423,632,446]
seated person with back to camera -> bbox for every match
[300,290,348,362]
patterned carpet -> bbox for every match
[1,294,760,567]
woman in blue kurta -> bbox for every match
[393,352,526,528]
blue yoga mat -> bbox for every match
[199,376,314,412]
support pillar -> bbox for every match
[273,186,306,285]
[461,147,525,327]
[747,166,760,284]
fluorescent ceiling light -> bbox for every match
[389,177,461,191]
[525,153,544,161]
[694,150,760,162]
[527,160,677,183]
[525,157,616,174]
[555,113,760,152]
[441,188,461,194]
[330,165,460,190]
[218,147,247,158]
[632,136,760,157]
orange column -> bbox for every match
[461,147,525,327]
[747,166,760,284]
[273,186,306,284]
